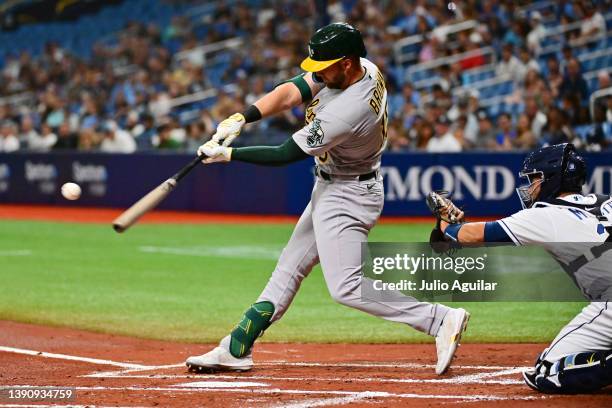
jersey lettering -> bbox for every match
[368,70,386,115]
[568,208,588,220]
[305,99,320,124]
[380,99,388,149]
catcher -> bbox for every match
[427,143,612,394]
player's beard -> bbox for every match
[325,71,347,89]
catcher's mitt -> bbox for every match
[426,191,464,224]
[426,191,464,254]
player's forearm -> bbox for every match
[231,137,309,166]
[458,223,486,242]
[253,83,303,118]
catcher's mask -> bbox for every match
[516,143,586,209]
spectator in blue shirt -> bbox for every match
[494,113,517,150]
[559,58,590,124]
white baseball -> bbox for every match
[61,182,82,200]
[448,2,456,11]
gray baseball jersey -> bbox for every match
[292,58,388,175]
[498,194,612,362]
[253,57,451,340]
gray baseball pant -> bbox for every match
[541,302,612,362]
[257,177,449,337]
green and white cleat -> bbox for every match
[186,336,253,373]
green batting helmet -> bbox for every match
[300,22,367,72]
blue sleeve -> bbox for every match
[484,221,513,242]
[444,223,462,241]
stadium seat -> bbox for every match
[461,69,495,85]
[487,103,503,118]
[0,0,179,61]
[410,70,430,83]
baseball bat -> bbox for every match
[112,155,203,233]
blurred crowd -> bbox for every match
[386,56,612,153]
[0,0,611,154]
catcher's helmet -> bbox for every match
[516,143,587,208]
[300,22,367,72]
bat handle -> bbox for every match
[172,155,205,182]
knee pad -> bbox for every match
[229,301,274,358]
[525,351,612,393]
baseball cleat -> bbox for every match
[522,369,540,391]
[435,307,470,375]
[186,346,253,373]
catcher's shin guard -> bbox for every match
[524,351,612,393]
[229,301,274,358]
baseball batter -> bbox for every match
[429,143,612,393]
[186,23,469,375]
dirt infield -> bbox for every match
[0,321,610,407]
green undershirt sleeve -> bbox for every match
[275,74,312,102]
[232,137,310,166]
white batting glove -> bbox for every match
[197,140,232,164]
[212,113,246,147]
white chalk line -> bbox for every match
[0,250,31,256]
[448,367,527,384]
[0,346,151,370]
[261,361,519,370]
[177,380,269,388]
[84,361,525,378]
[87,372,524,385]
[5,385,541,402]
[268,392,378,408]
[1,345,526,385]
[91,363,185,378]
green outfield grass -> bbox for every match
[0,219,584,343]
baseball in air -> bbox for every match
[448,2,456,11]
[61,182,82,200]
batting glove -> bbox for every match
[197,140,232,164]
[212,113,246,147]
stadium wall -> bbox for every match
[0,152,611,216]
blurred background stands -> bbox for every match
[0,0,611,154]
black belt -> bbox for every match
[316,168,377,181]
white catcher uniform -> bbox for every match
[498,194,612,363]
[257,58,451,336]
